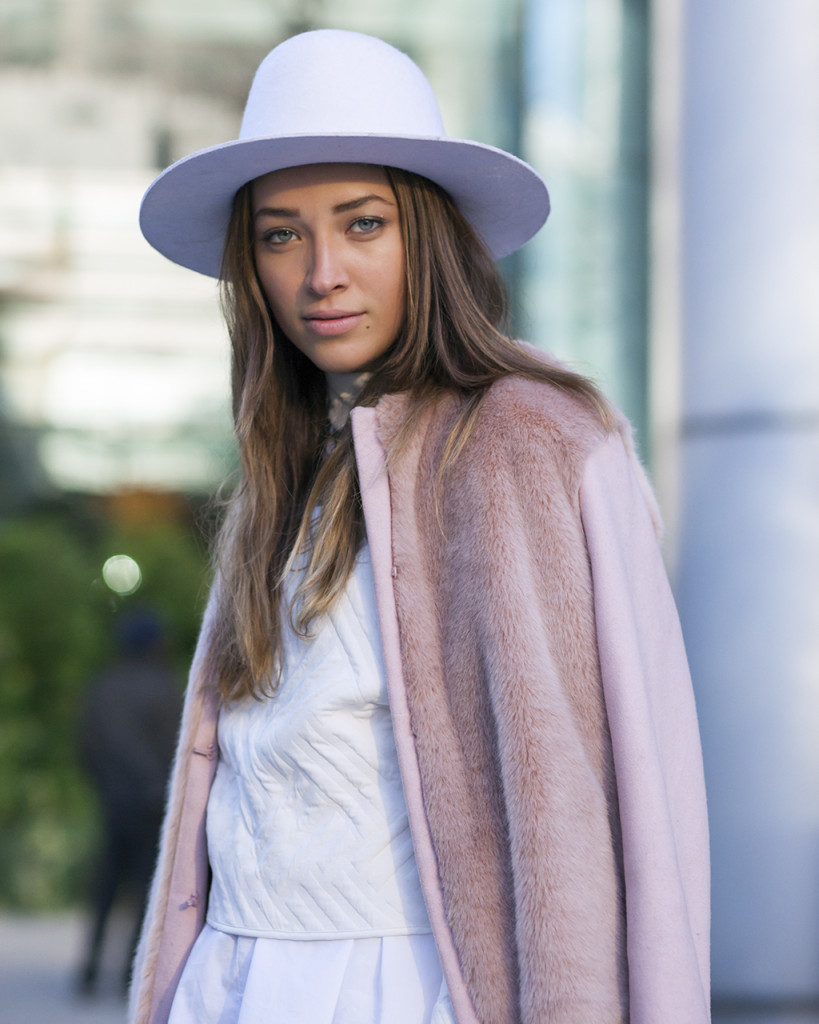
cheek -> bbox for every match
[257,262,294,320]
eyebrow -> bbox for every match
[254,193,395,220]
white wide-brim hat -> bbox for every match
[139,29,550,277]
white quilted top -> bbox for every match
[205,545,432,939]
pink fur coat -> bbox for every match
[129,376,710,1024]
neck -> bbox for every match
[326,371,371,430]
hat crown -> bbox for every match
[240,30,447,140]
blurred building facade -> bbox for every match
[2,1,819,1022]
[0,0,649,501]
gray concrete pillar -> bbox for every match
[678,1,819,1019]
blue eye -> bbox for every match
[350,216,383,234]
[263,227,297,245]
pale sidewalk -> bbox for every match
[0,912,128,1024]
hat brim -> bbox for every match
[139,134,550,277]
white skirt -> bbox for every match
[168,925,456,1024]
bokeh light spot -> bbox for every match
[102,554,142,595]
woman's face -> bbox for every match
[251,163,406,375]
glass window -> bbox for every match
[0,0,650,495]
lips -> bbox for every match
[302,310,365,337]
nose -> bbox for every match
[305,235,348,296]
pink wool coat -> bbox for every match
[129,375,710,1024]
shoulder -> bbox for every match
[467,368,614,490]
[466,374,664,537]
[482,372,607,442]
[370,351,634,496]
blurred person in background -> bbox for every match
[129,30,709,1024]
[78,607,181,996]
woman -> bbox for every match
[131,29,710,1024]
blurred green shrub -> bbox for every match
[0,510,209,908]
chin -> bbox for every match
[316,357,370,375]
[313,347,382,375]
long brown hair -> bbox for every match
[208,166,611,702]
